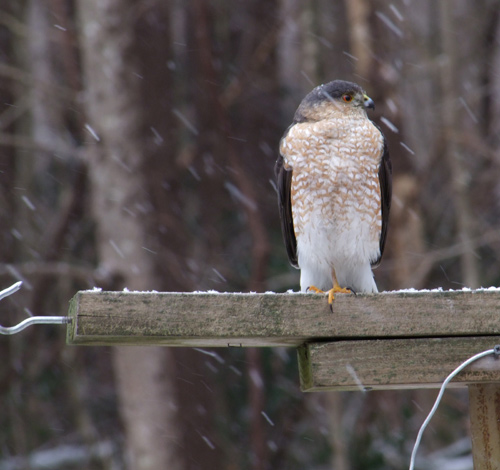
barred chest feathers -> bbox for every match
[280,116,384,292]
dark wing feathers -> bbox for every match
[275,148,298,268]
[372,130,392,267]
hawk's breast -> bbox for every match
[280,117,384,264]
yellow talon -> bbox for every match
[307,286,325,295]
[307,283,351,306]
[326,284,351,304]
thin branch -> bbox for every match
[0,262,96,283]
[0,11,27,37]
[0,441,115,469]
[405,228,500,288]
[0,132,79,157]
[0,63,78,100]
[439,2,480,288]
[0,96,30,132]
[220,25,280,107]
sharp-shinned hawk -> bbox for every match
[275,80,392,302]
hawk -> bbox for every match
[275,80,392,302]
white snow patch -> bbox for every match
[82,287,102,293]
[80,287,500,295]
[382,286,500,294]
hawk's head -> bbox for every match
[293,80,374,123]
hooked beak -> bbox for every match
[363,94,375,110]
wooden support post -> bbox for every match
[469,383,500,470]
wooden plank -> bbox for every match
[468,383,500,470]
[298,337,500,392]
[67,289,500,347]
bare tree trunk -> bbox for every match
[388,175,426,289]
[439,2,480,289]
[77,1,182,468]
[344,0,371,78]
[324,393,349,470]
[277,0,303,117]
[113,347,180,469]
[189,3,273,468]
[0,2,21,268]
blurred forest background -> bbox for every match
[1,0,500,469]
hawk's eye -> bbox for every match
[342,94,353,102]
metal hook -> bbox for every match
[0,316,71,335]
[0,281,71,335]
[0,281,22,301]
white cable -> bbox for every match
[409,347,498,470]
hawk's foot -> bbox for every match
[306,284,352,310]
[326,285,351,304]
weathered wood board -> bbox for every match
[67,289,500,390]
[68,289,500,347]
[298,337,500,392]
